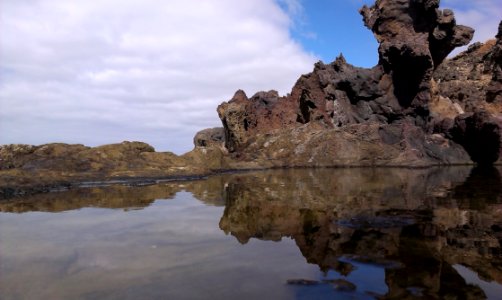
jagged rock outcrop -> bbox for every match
[432,20,502,164]
[215,0,502,166]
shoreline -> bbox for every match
[2,163,493,200]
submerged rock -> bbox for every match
[286,279,320,286]
[325,279,356,292]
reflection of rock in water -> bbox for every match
[2,166,501,298]
[219,167,502,299]
[0,175,227,213]
[453,166,502,208]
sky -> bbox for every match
[1,0,501,154]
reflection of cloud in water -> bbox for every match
[1,167,501,299]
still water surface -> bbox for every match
[1,167,502,299]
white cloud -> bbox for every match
[0,0,316,153]
[442,0,502,54]
[1,0,500,154]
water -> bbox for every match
[1,167,502,299]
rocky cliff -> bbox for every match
[215,0,501,166]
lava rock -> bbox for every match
[193,127,225,148]
[215,0,487,166]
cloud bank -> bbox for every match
[0,0,316,153]
[443,0,502,53]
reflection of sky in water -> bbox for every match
[454,265,502,300]
[1,168,502,299]
[1,192,319,299]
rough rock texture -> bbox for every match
[0,141,202,176]
[433,40,499,113]
[216,0,502,166]
[432,20,502,163]
[217,90,298,152]
[0,141,208,198]
[219,122,470,168]
[193,127,225,148]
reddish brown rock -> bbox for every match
[217,89,298,152]
[216,0,487,165]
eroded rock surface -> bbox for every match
[432,20,502,164]
[215,0,501,166]
[0,141,208,198]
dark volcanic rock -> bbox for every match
[193,127,225,148]
[447,111,502,165]
[487,21,502,103]
[433,39,500,114]
[360,0,473,111]
[432,20,502,163]
[215,0,491,166]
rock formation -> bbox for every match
[0,142,207,198]
[1,0,502,197]
[433,21,502,164]
[215,0,501,166]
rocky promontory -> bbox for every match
[215,0,502,167]
[1,0,501,197]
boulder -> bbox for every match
[193,127,225,148]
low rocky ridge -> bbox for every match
[1,0,502,197]
[0,142,208,198]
